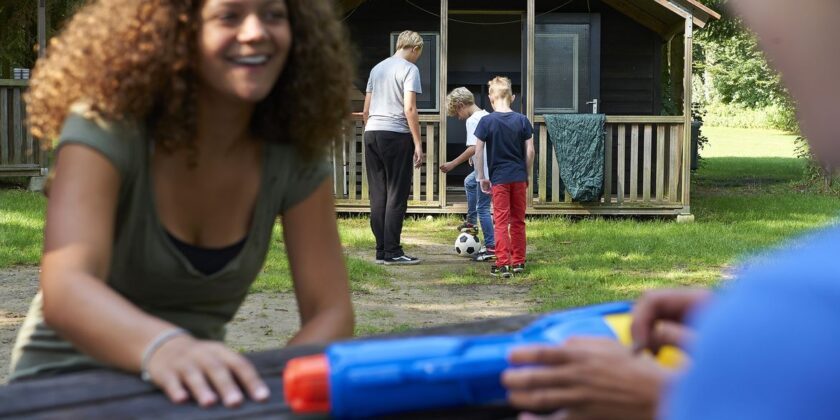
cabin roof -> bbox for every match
[337,0,720,38]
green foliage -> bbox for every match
[794,137,840,195]
[0,0,87,78]
[697,30,786,108]
[692,0,800,132]
[703,102,795,131]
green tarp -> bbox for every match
[544,114,605,202]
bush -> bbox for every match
[794,137,840,194]
[703,101,797,132]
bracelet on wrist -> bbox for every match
[140,328,188,382]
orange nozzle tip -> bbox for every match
[283,354,331,413]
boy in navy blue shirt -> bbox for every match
[474,77,535,278]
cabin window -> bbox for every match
[534,23,591,114]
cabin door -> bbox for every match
[523,13,601,115]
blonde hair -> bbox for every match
[445,87,475,117]
[488,76,513,101]
[395,30,423,51]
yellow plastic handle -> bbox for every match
[603,313,686,369]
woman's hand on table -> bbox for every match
[145,336,270,408]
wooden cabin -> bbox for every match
[333,0,719,220]
[1,0,718,221]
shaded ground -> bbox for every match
[0,234,533,384]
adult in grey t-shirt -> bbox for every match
[362,30,425,266]
[365,56,422,133]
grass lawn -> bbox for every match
[2,130,839,314]
[0,189,46,267]
[702,126,799,158]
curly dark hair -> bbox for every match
[25,0,354,161]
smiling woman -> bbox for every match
[12,0,356,410]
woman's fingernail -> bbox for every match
[254,386,270,400]
[225,392,243,406]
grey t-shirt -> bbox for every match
[364,56,422,133]
[9,111,330,380]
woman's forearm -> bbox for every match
[287,304,354,346]
[42,268,177,373]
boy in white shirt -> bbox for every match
[440,87,495,262]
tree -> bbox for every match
[0,0,87,78]
[693,0,786,108]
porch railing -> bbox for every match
[532,115,686,210]
[330,113,441,208]
[0,80,46,177]
[332,114,688,215]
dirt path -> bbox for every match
[0,267,40,384]
[0,234,533,383]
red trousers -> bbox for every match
[491,181,527,267]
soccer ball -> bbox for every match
[454,232,481,257]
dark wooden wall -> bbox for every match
[344,0,664,115]
[345,0,440,93]
[598,4,663,115]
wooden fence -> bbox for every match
[0,80,46,177]
[331,114,443,210]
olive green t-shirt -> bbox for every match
[9,112,330,380]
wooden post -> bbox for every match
[603,125,612,203]
[37,1,49,175]
[643,124,652,202]
[1,88,8,165]
[629,125,639,202]
[425,123,434,202]
[439,0,448,208]
[538,123,547,202]
[681,16,693,217]
[348,124,357,200]
[38,1,47,58]
[656,125,665,201]
[526,0,535,207]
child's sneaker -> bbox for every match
[491,265,512,278]
[383,255,421,265]
[473,247,496,262]
[512,263,526,274]
[457,222,478,234]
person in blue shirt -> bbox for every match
[501,0,840,418]
[474,76,535,278]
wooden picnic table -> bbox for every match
[0,314,540,419]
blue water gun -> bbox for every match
[283,302,682,419]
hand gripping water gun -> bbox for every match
[283,302,683,419]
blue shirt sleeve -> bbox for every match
[522,115,534,140]
[474,117,489,142]
[664,225,840,420]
